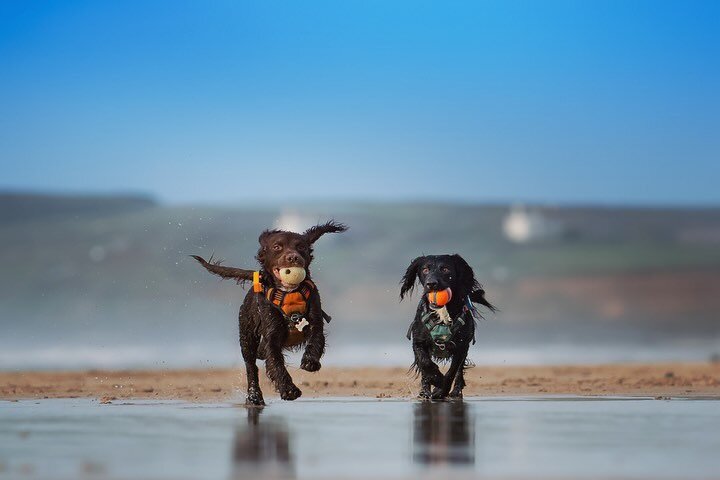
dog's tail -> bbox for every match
[190,255,255,284]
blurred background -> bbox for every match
[1,1,718,370]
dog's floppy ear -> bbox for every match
[451,254,480,292]
[469,287,497,312]
[303,220,348,244]
[400,256,425,300]
[452,254,498,312]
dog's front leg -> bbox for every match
[432,343,469,400]
[448,365,466,399]
[300,294,325,372]
[239,299,265,405]
[413,341,443,399]
[240,330,265,406]
[263,310,302,401]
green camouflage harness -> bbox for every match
[407,297,475,358]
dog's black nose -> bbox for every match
[286,253,301,264]
[425,280,438,290]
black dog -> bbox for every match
[400,254,495,400]
[192,220,347,405]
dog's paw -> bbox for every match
[246,388,265,406]
[300,357,321,372]
[448,389,463,400]
[418,388,432,400]
[280,384,302,401]
[431,387,449,400]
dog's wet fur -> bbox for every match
[400,254,496,400]
[192,220,347,405]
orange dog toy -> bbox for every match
[427,287,452,307]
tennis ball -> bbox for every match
[278,267,306,286]
[427,287,452,307]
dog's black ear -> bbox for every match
[452,254,498,312]
[400,256,425,300]
[303,220,348,244]
[451,254,480,292]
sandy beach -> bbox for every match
[1,362,719,402]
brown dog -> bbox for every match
[192,220,347,405]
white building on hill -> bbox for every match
[503,205,562,243]
[274,210,316,233]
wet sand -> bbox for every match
[1,363,719,402]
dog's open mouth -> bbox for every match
[273,266,307,289]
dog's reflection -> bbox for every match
[412,401,475,466]
[231,406,295,479]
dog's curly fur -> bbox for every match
[193,220,347,405]
[400,254,496,400]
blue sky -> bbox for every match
[1,0,718,205]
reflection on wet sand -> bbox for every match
[2,399,720,478]
[412,401,475,466]
[231,406,295,479]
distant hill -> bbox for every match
[2,192,719,368]
[0,192,156,223]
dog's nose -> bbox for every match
[425,280,438,290]
[286,253,301,264]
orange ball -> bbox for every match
[427,287,452,306]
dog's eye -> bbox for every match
[421,267,430,274]
[296,244,306,251]
[272,244,282,251]
[441,267,450,274]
